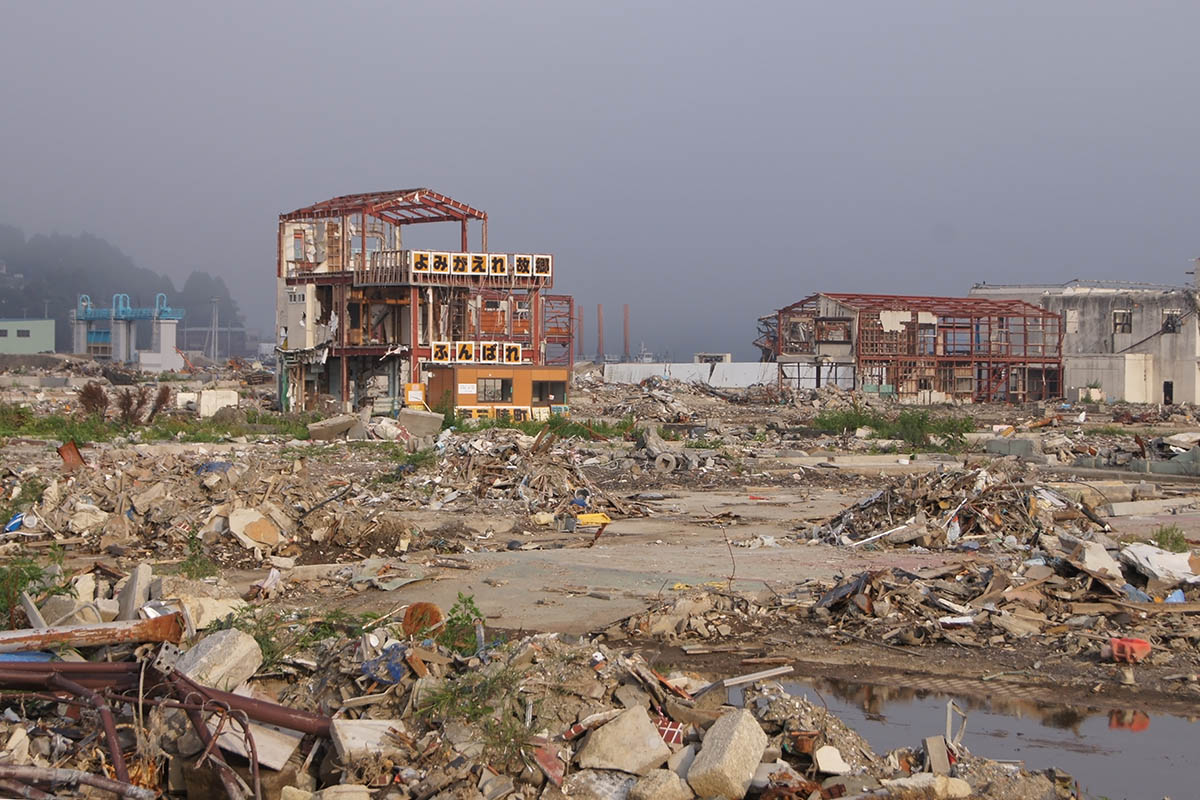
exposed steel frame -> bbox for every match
[768,292,1063,403]
[279,188,574,407]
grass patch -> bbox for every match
[812,406,973,449]
[1152,524,1189,553]
[0,402,313,443]
[417,660,526,768]
[455,414,635,440]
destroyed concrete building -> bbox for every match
[275,189,574,413]
[972,279,1200,405]
[756,293,1063,403]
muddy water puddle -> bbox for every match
[737,679,1198,800]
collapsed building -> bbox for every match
[275,189,574,415]
[756,293,1062,403]
[971,279,1200,405]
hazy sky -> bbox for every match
[3,2,1200,359]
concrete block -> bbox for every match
[562,770,636,800]
[176,628,263,690]
[117,564,153,620]
[985,437,1041,458]
[176,391,198,410]
[315,787,371,800]
[396,407,444,438]
[630,769,693,800]
[306,414,357,441]
[198,389,239,419]
[150,575,247,629]
[686,709,767,799]
[331,719,408,761]
[577,707,671,775]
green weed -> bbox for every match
[212,606,379,670]
[176,530,218,580]
[437,592,484,656]
[0,548,71,630]
[1152,524,1189,553]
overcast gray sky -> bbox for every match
[3,1,1199,359]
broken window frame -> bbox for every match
[477,378,513,403]
[1112,309,1132,334]
[1162,309,1183,334]
[814,317,852,344]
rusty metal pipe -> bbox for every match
[169,670,331,737]
[47,673,129,784]
[0,765,155,800]
[0,778,55,799]
[0,613,183,653]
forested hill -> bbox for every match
[0,224,243,352]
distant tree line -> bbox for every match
[0,224,243,353]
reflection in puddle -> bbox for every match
[748,678,1198,800]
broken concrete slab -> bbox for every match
[396,407,445,439]
[149,575,246,629]
[175,628,263,691]
[814,744,851,775]
[686,708,767,799]
[330,719,409,762]
[131,482,168,515]
[667,743,696,779]
[562,770,636,800]
[228,507,283,549]
[577,706,671,775]
[630,769,693,800]
[306,414,357,441]
[117,563,153,621]
[1120,543,1200,588]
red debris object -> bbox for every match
[402,602,445,636]
[1108,637,1152,663]
[654,715,685,747]
[533,745,564,787]
[57,440,86,471]
[1108,709,1151,731]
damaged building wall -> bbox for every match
[973,282,1200,405]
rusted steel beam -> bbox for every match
[0,765,155,800]
[0,613,183,653]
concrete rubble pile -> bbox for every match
[0,586,1066,799]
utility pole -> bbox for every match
[208,297,220,361]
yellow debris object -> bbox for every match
[574,513,612,527]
